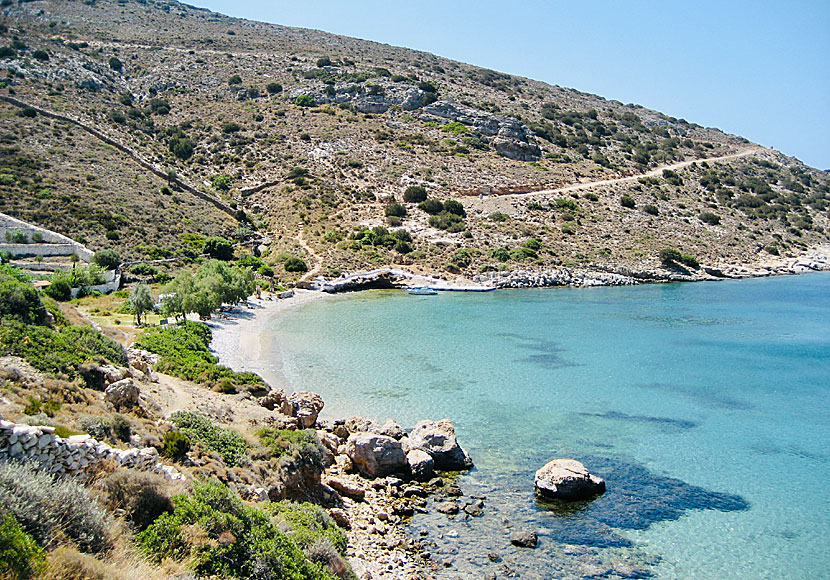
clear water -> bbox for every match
[257,274,830,579]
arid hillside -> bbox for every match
[1,0,827,278]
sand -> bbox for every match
[207,289,333,391]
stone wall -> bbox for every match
[0,212,95,262]
[0,420,185,481]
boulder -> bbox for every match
[534,458,606,501]
[379,418,406,440]
[288,391,324,428]
[406,449,434,481]
[260,388,291,414]
[325,476,366,500]
[344,432,407,478]
[343,416,380,434]
[510,530,538,548]
[408,419,473,471]
[104,378,140,408]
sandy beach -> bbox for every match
[208,289,333,391]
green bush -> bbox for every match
[642,204,659,216]
[266,82,283,94]
[135,322,265,391]
[0,321,126,378]
[295,95,316,107]
[417,198,444,215]
[442,199,466,217]
[43,278,71,301]
[284,257,308,273]
[169,136,194,160]
[428,212,464,231]
[228,74,242,85]
[266,501,349,566]
[4,230,27,244]
[170,412,247,467]
[79,415,131,443]
[211,174,232,192]
[162,431,191,461]
[384,201,407,218]
[108,56,122,71]
[554,198,579,211]
[138,482,335,580]
[620,195,636,209]
[204,236,234,261]
[700,212,721,225]
[0,513,45,580]
[402,186,427,203]
[489,212,509,222]
[0,461,111,553]
[0,266,47,325]
[92,249,121,271]
[659,248,699,269]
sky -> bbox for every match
[189,0,830,170]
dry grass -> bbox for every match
[36,545,186,580]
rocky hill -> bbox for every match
[1,0,828,280]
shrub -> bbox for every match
[169,412,247,467]
[0,266,47,325]
[642,204,659,216]
[442,199,466,217]
[620,195,636,209]
[0,513,45,580]
[442,122,468,135]
[95,470,174,532]
[584,192,599,201]
[92,249,121,271]
[211,174,232,192]
[138,482,335,580]
[203,236,234,261]
[0,322,126,378]
[765,245,780,256]
[385,201,406,218]
[394,240,413,254]
[162,431,191,461]
[295,94,316,107]
[221,121,241,134]
[4,229,27,244]
[0,461,111,553]
[266,500,348,556]
[169,136,194,160]
[402,185,427,203]
[135,322,265,391]
[43,278,71,301]
[228,74,242,85]
[79,415,131,443]
[316,56,332,67]
[418,198,444,215]
[108,57,122,71]
[700,212,721,225]
[284,257,308,273]
[659,248,682,265]
[490,248,511,262]
[489,212,509,222]
[266,82,283,94]
[428,212,463,231]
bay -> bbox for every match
[269,273,830,579]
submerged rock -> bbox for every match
[534,458,606,501]
[408,419,473,471]
[345,432,407,478]
[510,529,538,548]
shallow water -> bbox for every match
[268,273,830,579]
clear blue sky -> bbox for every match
[190,0,830,170]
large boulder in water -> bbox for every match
[345,432,407,478]
[408,419,473,471]
[534,459,605,501]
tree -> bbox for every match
[129,284,154,326]
[203,237,234,261]
[92,249,121,271]
[403,185,427,203]
[284,257,308,273]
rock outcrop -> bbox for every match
[534,458,606,500]
[345,432,407,478]
[407,419,473,471]
[104,377,141,408]
[287,391,325,428]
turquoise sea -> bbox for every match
[262,273,830,579]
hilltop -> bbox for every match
[0,0,828,282]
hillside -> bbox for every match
[0,0,828,280]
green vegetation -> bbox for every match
[699,211,721,225]
[94,470,174,533]
[162,430,191,461]
[258,428,322,460]
[203,236,234,260]
[284,257,309,272]
[643,204,659,216]
[135,321,265,392]
[620,195,636,209]
[92,249,121,271]
[384,201,407,218]
[128,283,153,326]
[295,94,316,107]
[108,56,122,71]
[489,212,509,222]
[159,260,254,319]
[417,198,444,215]
[659,248,700,269]
[402,185,428,203]
[138,482,336,580]
[0,513,46,580]
[169,412,247,467]
[0,265,47,325]
[266,500,348,561]
[442,122,469,135]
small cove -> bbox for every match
[263,273,829,578]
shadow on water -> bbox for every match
[636,382,753,410]
[535,456,750,548]
[497,332,579,369]
[580,410,698,430]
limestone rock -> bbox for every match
[379,418,406,440]
[406,449,434,481]
[104,378,140,408]
[534,458,606,501]
[408,419,473,471]
[288,391,324,428]
[345,432,407,478]
[325,476,366,500]
[260,388,291,414]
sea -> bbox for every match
[256,273,830,579]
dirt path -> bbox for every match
[486,147,763,202]
[296,225,322,281]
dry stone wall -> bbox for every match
[0,419,185,481]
